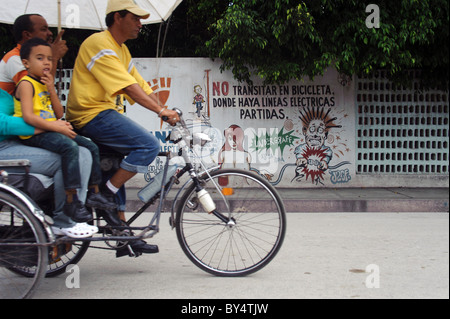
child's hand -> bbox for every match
[41,71,56,92]
[54,120,77,139]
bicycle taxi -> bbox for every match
[0,109,286,299]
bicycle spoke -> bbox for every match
[176,169,285,276]
[1,192,48,299]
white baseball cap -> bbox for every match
[106,0,150,19]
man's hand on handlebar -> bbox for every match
[159,108,180,126]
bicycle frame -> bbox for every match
[55,108,223,245]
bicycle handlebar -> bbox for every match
[161,108,188,133]
[161,107,184,124]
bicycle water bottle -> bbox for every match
[138,165,178,202]
[197,189,216,214]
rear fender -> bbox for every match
[0,182,55,242]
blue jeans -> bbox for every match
[0,139,92,228]
[22,132,101,190]
[79,109,160,174]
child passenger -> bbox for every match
[14,38,116,222]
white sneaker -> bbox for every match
[52,223,98,238]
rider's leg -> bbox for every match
[22,132,82,190]
[54,146,92,228]
[0,140,96,234]
[108,168,136,190]
[0,140,74,228]
[77,147,92,203]
[52,147,98,237]
[79,109,159,201]
[79,110,161,255]
[116,186,127,221]
[79,109,160,175]
[73,135,116,210]
[22,132,93,222]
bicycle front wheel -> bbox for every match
[176,169,286,277]
[0,192,48,299]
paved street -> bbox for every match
[33,212,449,300]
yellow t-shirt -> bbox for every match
[66,30,153,129]
[14,75,56,139]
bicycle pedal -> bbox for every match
[115,244,141,258]
[127,244,136,257]
[49,243,72,263]
[50,246,61,263]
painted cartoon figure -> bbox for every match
[192,85,205,117]
[218,125,251,169]
[294,107,341,184]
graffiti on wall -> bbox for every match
[207,80,352,186]
[130,59,353,187]
[292,107,351,185]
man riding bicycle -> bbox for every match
[66,0,180,256]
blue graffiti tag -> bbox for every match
[330,168,352,184]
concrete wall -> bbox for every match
[59,58,449,189]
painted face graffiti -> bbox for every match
[304,119,327,148]
[294,107,341,184]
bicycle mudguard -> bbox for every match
[0,182,55,242]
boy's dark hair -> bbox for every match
[13,14,42,43]
[105,10,129,27]
[20,38,51,60]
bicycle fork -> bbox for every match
[187,165,236,227]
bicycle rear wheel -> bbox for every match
[0,192,48,299]
[46,240,90,277]
[176,169,286,276]
[9,239,90,278]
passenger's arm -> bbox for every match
[41,71,64,119]
[0,113,36,137]
[0,89,41,137]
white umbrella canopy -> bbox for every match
[0,0,183,30]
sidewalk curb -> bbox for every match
[282,198,449,212]
[123,187,449,213]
